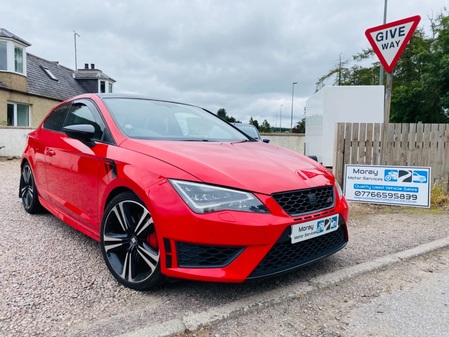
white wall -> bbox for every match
[0,128,305,158]
[305,86,384,166]
[262,133,305,154]
[0,127,31,157]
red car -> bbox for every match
[20,94,348,290]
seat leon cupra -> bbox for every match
[20,93,349,290]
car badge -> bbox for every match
[307,192,317,206]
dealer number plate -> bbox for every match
[291,215,339,244]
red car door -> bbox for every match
[44,100,110,232]
[29,103,71,200]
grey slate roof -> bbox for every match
[26,54,116,101]
[27,54,88,101]
[0,28,31,46]
[1,28,116,102]
[75,69,115,81]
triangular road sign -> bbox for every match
[365,15,421,73]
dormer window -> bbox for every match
[14,46,23,73]
[100,80,106,93]
[0,41,6,70]
[99,80,113,93]
[0,30,28,75]
[75,62,115,94]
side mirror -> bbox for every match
[62,124,96,147]
[262,138,270,143]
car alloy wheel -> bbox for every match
[20,162,44,214]
[100,192,163,290]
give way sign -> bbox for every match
[365,15,421,73]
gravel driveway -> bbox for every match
[1,158,448,337]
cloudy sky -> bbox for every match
[1,0,447,128]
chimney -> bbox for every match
[91,63,95,69]
[84,63,89,69]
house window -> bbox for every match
[0,41,6,71]
[41,66,58,80]
[100,80,106,93]
[7,102,30,126]
[14,46,24,74]
[108,82,113,93]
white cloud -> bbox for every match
[1,0,446,125]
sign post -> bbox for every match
[365,15,421,163]
[382,72,392,164]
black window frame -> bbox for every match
[63,99,114,144]
[42,100,115,145]
[42,103,70,132]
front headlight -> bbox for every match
[335,179,344,200]
[169,180,269,214]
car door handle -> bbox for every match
[45,149,56,156]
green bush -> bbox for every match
[431,180,449,210]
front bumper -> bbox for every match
[150,180,349,283]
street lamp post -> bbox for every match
[279,104,283,132]
[290,82,298,131]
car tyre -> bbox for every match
[100,192,164,290]
[20,162,45,214]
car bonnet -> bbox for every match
[121,139,334,194]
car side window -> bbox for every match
[64,101,106,142]
[42,104,70,131]
[65,103,96,125]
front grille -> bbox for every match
[272,186,334,216]
[248,221,347,279]
[176,242,244,268]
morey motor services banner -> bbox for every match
[344,164,431,208]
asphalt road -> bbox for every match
[1,158,448,337]
[170,244,449,337]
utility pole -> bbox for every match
[381,72,393,164]
[290,82,297,130]
[73,31,80,70]
[379,0,388,163]
[279,104,283,132]
[379,0,388,85]
[338,54,342,85]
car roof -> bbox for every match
[72,93,203,109]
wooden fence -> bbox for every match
[333,123,449,188]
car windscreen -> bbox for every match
[103,98,249,142]
[234,125,260,139]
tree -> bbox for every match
[248,117,273,132]
[260,119,272,133]
[216,108,240,123]
[429,10,449,119]
[249,117,260,130]
[315,10,449,123]
[315,50,381,90]
[217,108,227,119]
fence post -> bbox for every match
[333,123,345,187]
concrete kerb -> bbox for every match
[117,236,449,337]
